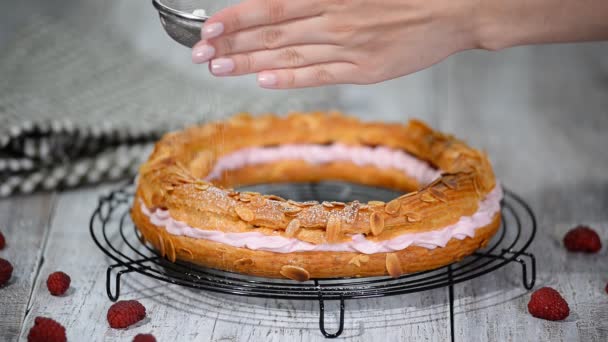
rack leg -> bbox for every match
[448,265,455,342]
[316,281,345,338]
[105,257,159,301]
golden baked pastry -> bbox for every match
[131,112,502,281]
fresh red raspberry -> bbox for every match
[0,230,5,249]
[527,287,570,321]
[107,300,147,329]
[27,317,67,342]
[605,282,608,294]
[46,272,71,296]
[0,258,13,287]
[133,333,157,342]
[563,225,602,253]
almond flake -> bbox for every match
[368,200,385,207]
[359,255,370,263]
[348,256,361,267]
[430,188,448,203]
[194,182,210,191]
[385,199,401,215]
[235,206,255,221]
[405,212,422,222]
[398,192,418,200]
[283,206,302,216]
[386,253,404,278]
[370,212,385,236]
[330,201,346,207]
[473,177,482,197]
[441,177,459,190]
[166,237,176,262]
[326,215,341,242]
[266,195,286,202]
[178,247,194,259]
[322,201,334,208]
[285,219,301,237]
[280,265,310,282]
[420,192,438,203]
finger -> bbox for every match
[256,63,360,89]
[210,17,335,57]
[202,0,323,39]
[209,45,346,76]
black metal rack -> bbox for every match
[90,182,536,340]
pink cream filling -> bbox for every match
[139,144,503,254]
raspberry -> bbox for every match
[133,333,157,342]
[0,258,13,287]
[46,272,71,296]
[27,317,67,342]
[605,282,608,294]
[563,225,602,253]
[527,287,570,321]
[0,230,5,249]
[107,300,147,329]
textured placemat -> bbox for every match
[0,6,337,197]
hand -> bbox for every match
[191,0,476,89]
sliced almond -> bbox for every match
[250,196,266,207]
[398,192,418,200]
[234,258,254,267]
[330,201,346,207]
[420,192,438,203]
[178,247,194,259]
[368,200,385,207]
[348,256,361,267]
[194,182,210,191]
[283,206,302,216]
[157,234,166,257]
[326,215,341,242]
[441,177,459,190]
[285,219,301,237]
[322,201,334,208]
[166,237,177,262]
[405,212,422,222]
[265,195,286,202]
[359,255,370,263]
[430,188,448,203]
[473,177,482,197]
[386,253,404,278]
[235,206,255,222]
[385,199,401,215]
[300,201,319,206]
[280,265,310,282]
[370,212,385,236]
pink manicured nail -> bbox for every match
[202,22,224,39]
[192,44,215,64]
[210,58,235,75]
[257,72,278,87]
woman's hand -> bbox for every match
[191,0,476,88]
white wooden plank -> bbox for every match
[0,193,56,341]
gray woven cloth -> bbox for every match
[0,1,338,197]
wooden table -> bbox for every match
[2,42,607,341]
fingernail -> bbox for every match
[257,72,278,87]
[210,58,235,75]
[202,22,224,39]
[192,44,215,64]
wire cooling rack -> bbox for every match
[90,181,536,340]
